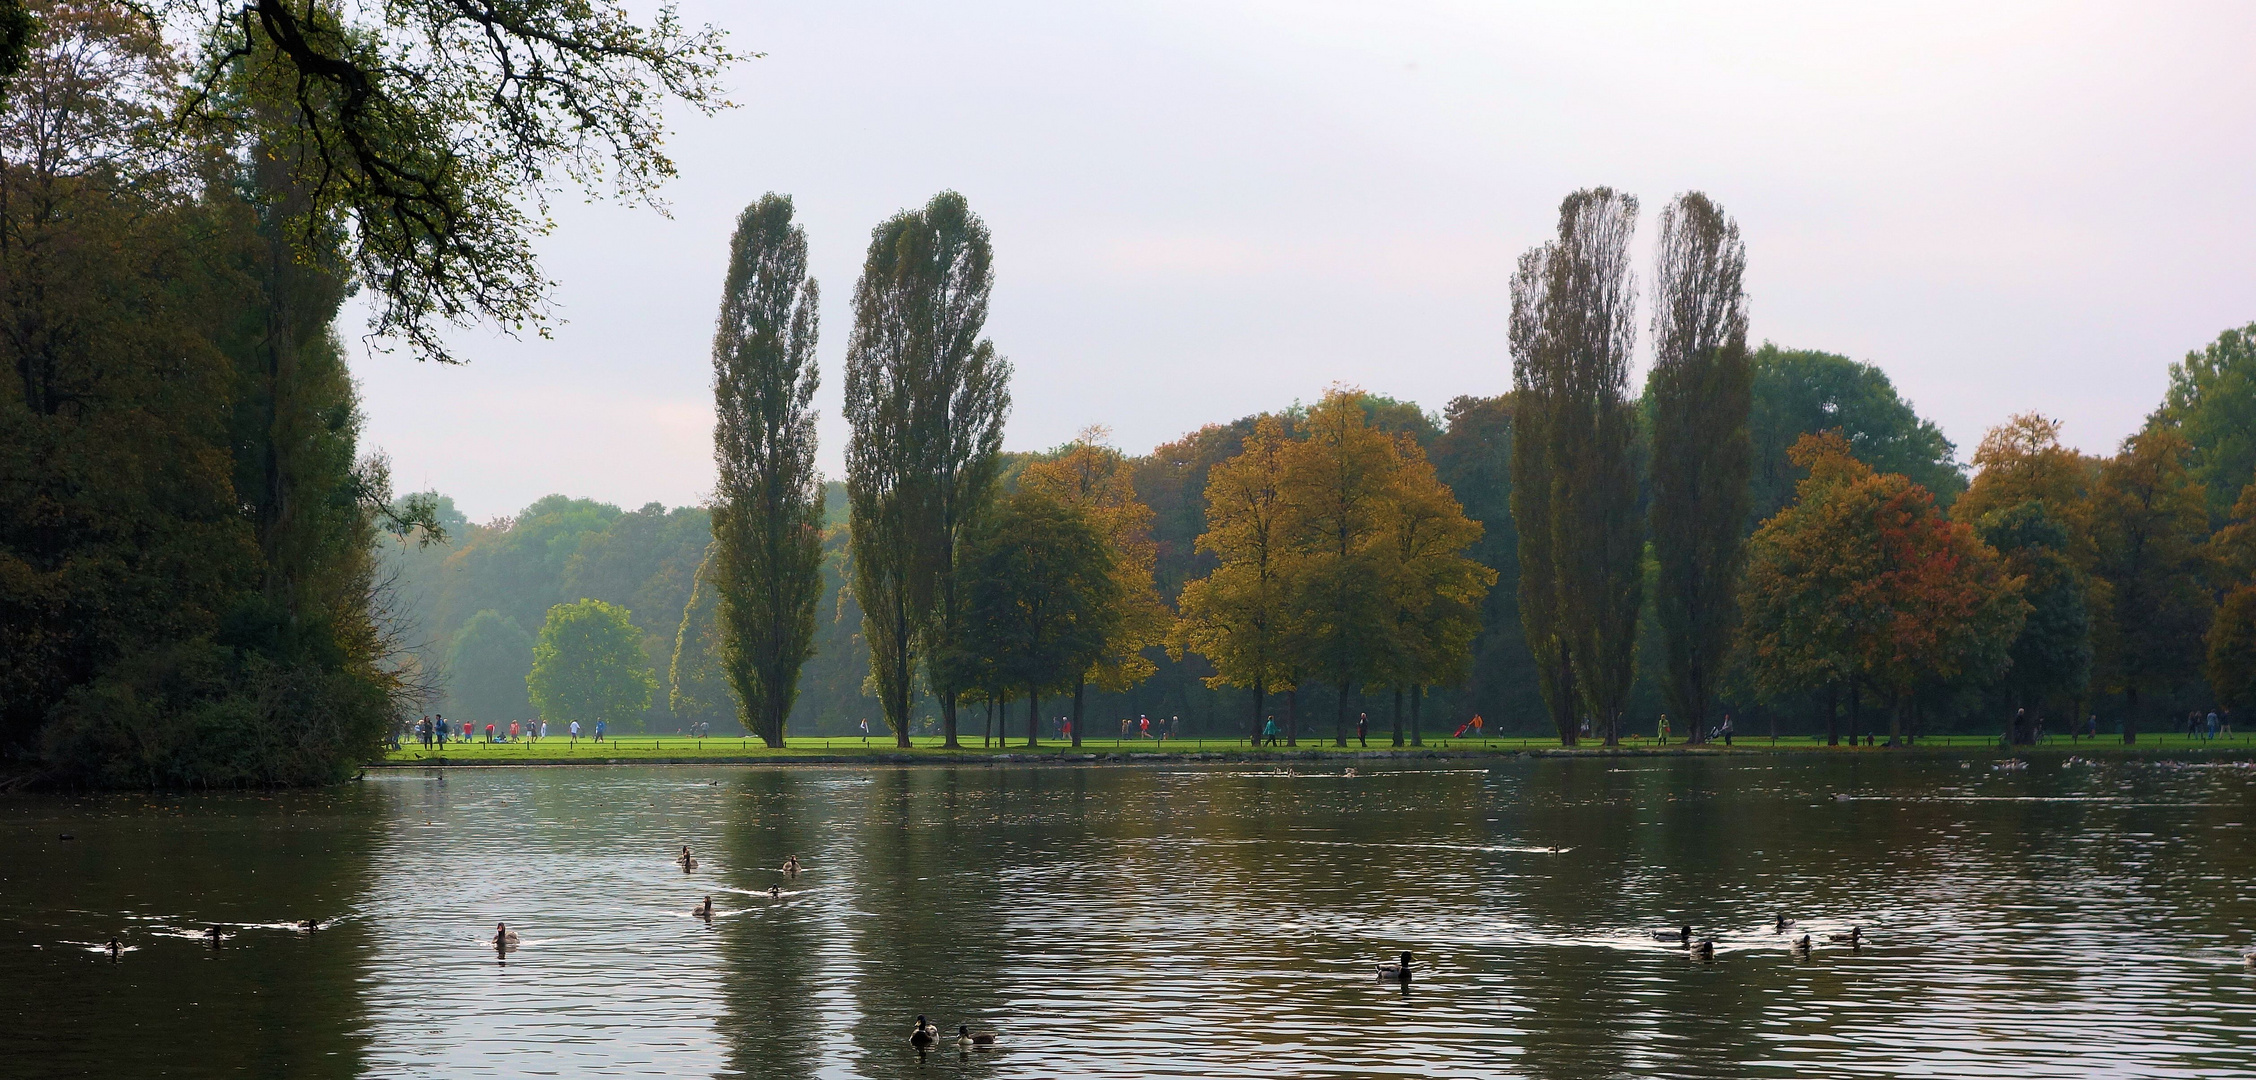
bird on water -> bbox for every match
[1377,951,1415,983]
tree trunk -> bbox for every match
[984,697,993,749]
[1071,677,1085,748]
[1825,684,1839,746]
[1887,691,1902,747]
[1849,682,1862,746]
[1391,686,1405,747]
[1410,685,1423,746]
[2123,685,2139,745]
[1250,678,1265,744]
[940,694,959,750]
[1026,686,1041,748]
[1286,688,1299,747]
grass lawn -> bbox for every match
[374,729,2256,765]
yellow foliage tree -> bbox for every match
[1176,415,1298,742]
[1019,430,1170,746]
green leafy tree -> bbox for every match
[1647,191,1752,743]
[710,194,824,747]
[529,599,655,731]
[1429,395,1537,741]
[2158,322,2256,524]
[1020,433,1168,747]
[1749,344,1965,525]
[445,610,534,721]
[958,489,1117,747]
[2090,426,2214,742]
[168,0,736,362]
[1976,502,2092,737]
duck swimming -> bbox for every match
[957,1024,997,1047]
[1377,951,1414,983]
[1774,914,1794,933]
[1826,926,1863,946]
[783,855,801,877]
[104,938,123,957]
[909,1015,939,1048]
[204,925,225,948]
[493,922,520,948]
[297,919,320,932]
[767,884,783,899]
[1652,924,1692,943]
[1690,939,1716,962]
[1791,933,1813,957]
[693,896,714,919]
[677,845,698,870]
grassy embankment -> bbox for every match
[376,730,2256,765]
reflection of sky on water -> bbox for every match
[6,757,2256,1078]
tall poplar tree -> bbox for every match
[1508,248,1579,744]
[845,212,927,747]
[1647,192,1751,743]
[1515,188,1644,745]
[709,195,825,747]
[906,194,1011,750]
[844,192,1010,748]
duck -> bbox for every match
[1690,939,1716,962]
[783,855,801,877]
[1652,924,1692,944]
[493,922,520,948]
[909,1015,939,1049]
[1376,951,1414,983]
[1826,926,1863,946]
[693,896,714,919]
[1791,933,1813,957]
[767,884,783,899]
[296,918,320,932]
[677,845,698,870]
[956,1024,997,1047]
[2243,946,2256,965]
[1774,914,1795,933]
[104,937,123,957]
[204,925,225,948]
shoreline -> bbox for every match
[366,741,2256,770]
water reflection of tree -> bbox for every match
[839,767,1011,1075]
[714,768,829,1078]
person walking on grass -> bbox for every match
[1722,714,1734,746]
[1357,712,1368,747]
[859,719,869,744]
[1262,716,1280,747]
[569,720,580,746]
[595,719,606,743]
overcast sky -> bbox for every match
[352,0,2256,522]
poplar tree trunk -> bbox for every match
[1391,686,1404,747]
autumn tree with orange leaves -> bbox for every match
[1736,433,2028,745]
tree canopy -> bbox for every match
[528,599,656,730]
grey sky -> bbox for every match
[353,1,2256,522]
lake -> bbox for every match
[5,755,2256,1078]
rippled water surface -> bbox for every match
[8,756,2256,1078]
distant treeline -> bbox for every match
[383,337,2007,739]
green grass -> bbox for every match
[374,729,2256,765]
